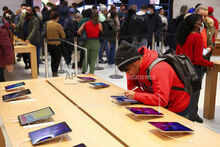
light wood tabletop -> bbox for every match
[47,75,220,147]
[0,79,122,147]
[13,37,38,79]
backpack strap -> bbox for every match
[146,57,186,92]
[146,58,166,85]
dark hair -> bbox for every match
[21,3,27,8]
[27,6,37,16]
[176,14,202,46]
[72,3,77,7]
[3,6,8,11]
[159,8,164,12]
[91,11,99,25]
[140,5,148,10]
[147,4,154,10]
[34,6,40,10]
[83,8,92,18]
[50,11,60,20]
[195,3,202,9]
[42,7,48,13]
[62,1,68,6]
[92,5,97,10]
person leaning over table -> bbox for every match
[115,40,190,117]
[0,17,15,82]
[46,11,66,77]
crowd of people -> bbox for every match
[0,2,219,123]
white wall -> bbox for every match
[0,0,23,16]
[173,0,220,21]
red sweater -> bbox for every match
[85,20,100,38]
[127,47,190,113]
[0,19,15,68]
[176,33,213,67]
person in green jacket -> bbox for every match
[12,6,40,71]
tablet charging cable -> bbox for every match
[4,118,19,123]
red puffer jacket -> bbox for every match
[0,19,14,68]
[127,47,190,113]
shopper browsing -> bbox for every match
[115,41,190,117]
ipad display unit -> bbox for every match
[111,96,140,105]
[2,89,31,102]
[126,107,163,116]
[89,82,110,89]
[148,122,194,133]
[203,48,209,56]
[29,121,72,145]
[5,82,25,90]
[77,76,96,82]
[18,107,55,126]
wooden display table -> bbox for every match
[13,37,38,79]
[204,61,220,119]
[47,76,220,147]
[0,79,122,147]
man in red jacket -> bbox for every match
[0,17,15,82]
[115,41,190,116]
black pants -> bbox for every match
[0,68,5,82]
[48,44,62,73]
[22,53,30,67]
[189,65,204,120]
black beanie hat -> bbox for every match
[115,40,141,72]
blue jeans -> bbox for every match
[108,42,116,65]
[99,39,109,60]
[33,43,40,69]
[0,68,5,82]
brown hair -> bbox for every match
[91,11,99,25]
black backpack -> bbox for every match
[129,14,146,37]
[146,50,199,95]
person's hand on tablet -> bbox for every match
[124,90,135,99]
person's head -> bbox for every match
[179,5,188,15]
[99,4,107,14]
[26,6,36,17]
[91,11,99,25]
[195,5,208,20]
[147,4,154,15]
[159,8,165,15]
[20,4,27,15]
[140,5,148,13]
[34,6,40,12]
[42,7,48,13]
[3,6,8,13]
[69,8,75,15]
[208,6,214,15]
[75,13,82,22]
[120,3,125,11]
[176,14,203,46]
[195,3,202,9]
[62,1,68,6]
[129,4,137,12]
[51,11,60,22]
[115,41,142,75]
[82,8,92,18]
[92,5,97,12]
[72,3,77,9]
